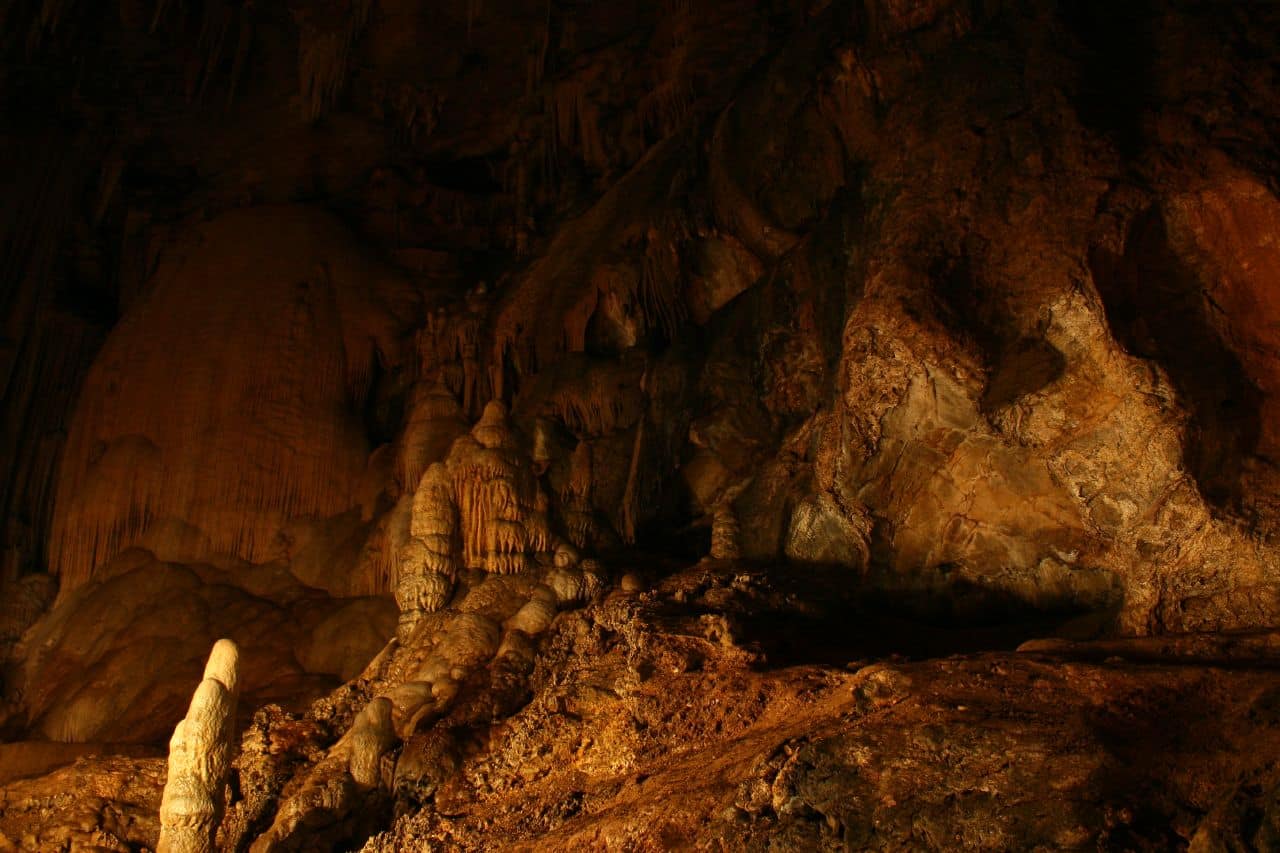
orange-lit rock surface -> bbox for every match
[6,562,1280,851]
[4,0,1280,849]
[47,206,419,598]
[1,550,395,745]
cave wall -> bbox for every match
[2,0,1280,636]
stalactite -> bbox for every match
[523,491,555,554]
[560,440,611,551]
[562,441,593,506]
[618,416,648,545]
[549,390,636,438]
[638,39,694,140]
[639,221,689,340]
[225,6,255,107]
[0,134,100,579]
[295,0,373,121]
[28,0,70,49]
[465,0,483,42]
[149,0,170,33]
[550,78,608,173]
[185,0,242,103]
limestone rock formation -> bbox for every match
[48,206,420,598]
[5,0,1280,850]
[158,639,240,853]
[393,399,609,637]
[1,550,395,744]
[241,564,603,852]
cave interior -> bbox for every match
[5,0,1280,850]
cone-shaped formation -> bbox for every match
[158,639,240,853]
[396,463,459,638]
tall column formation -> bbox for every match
[158,639,240,853]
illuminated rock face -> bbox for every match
[7,0,1280,850]
[2,549,395,745]
[47,206,419,597]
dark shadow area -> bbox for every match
[738,600,1082,670]
[1080,685,1226,849]
[981,337,1066,413]
[1060,0,1155,157]
[930,253,1067,414]
[1090,211,1262,514]
[641,560,1108,671]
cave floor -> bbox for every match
[5,560,1280,851]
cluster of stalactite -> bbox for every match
[46,208,417,597]
[393,398,605,640]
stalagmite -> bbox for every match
[386,397,616,668]
[710,503,741,560]
[396,382,469,494]
[158,639,240,853]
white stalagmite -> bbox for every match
[158,638,241,853]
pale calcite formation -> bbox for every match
[158,639,240,853]
[249,395,615,849]
[248,563,609,852]
[393,398,608,638]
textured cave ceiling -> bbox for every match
[4,0,1280,849]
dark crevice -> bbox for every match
[1090,210,1262,516]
